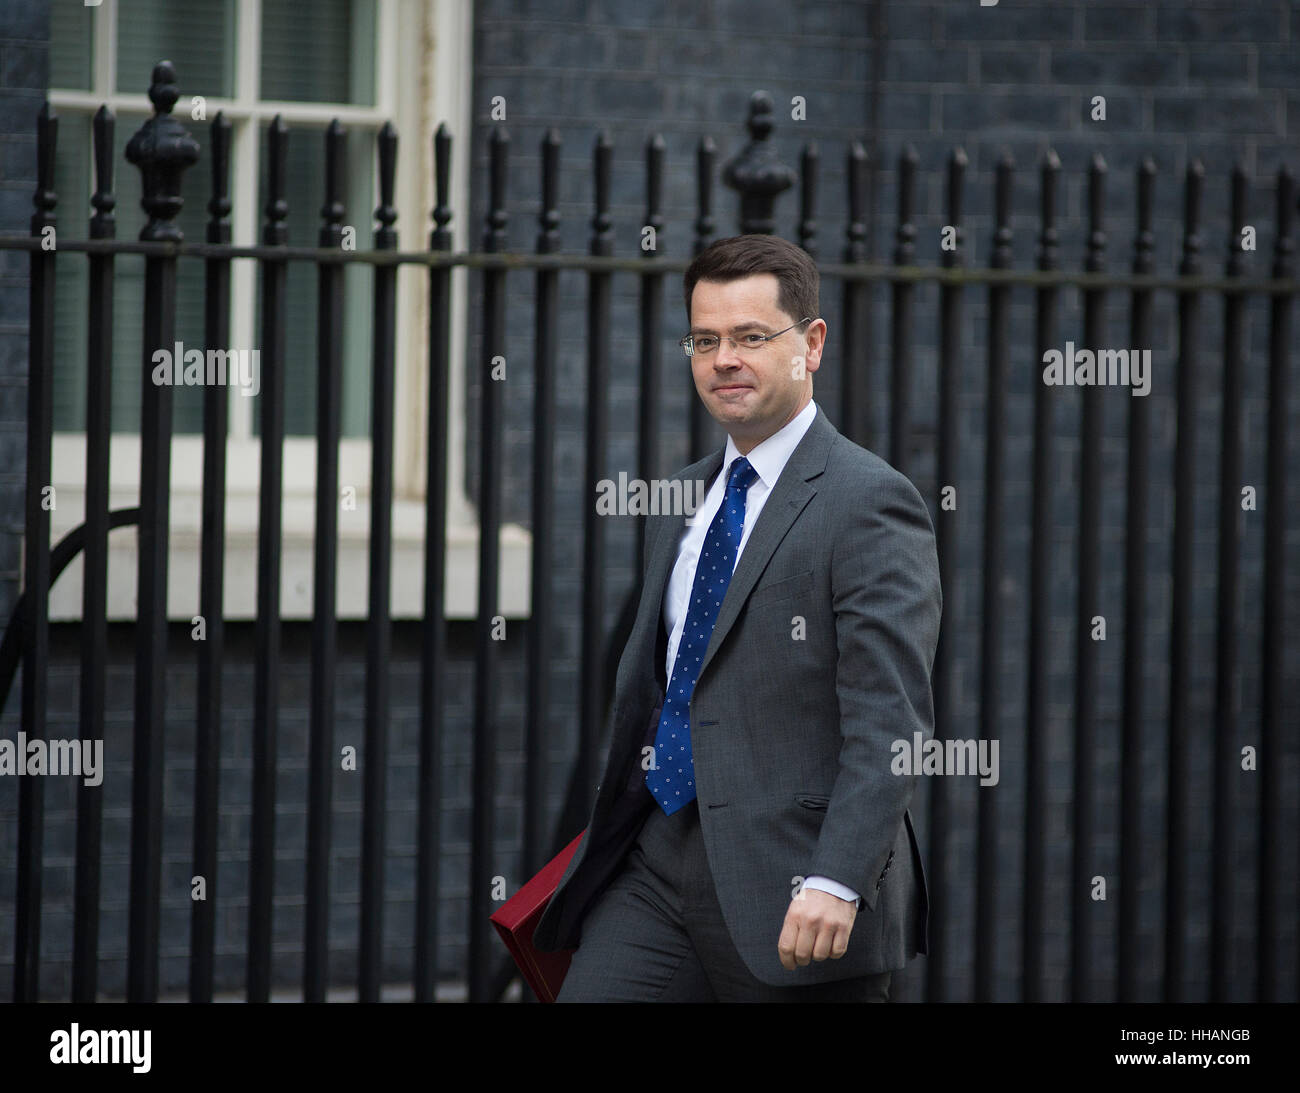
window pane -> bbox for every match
[50,0,94,91]
[260,0,376,106]
[116,0,235,99]
[52,110,209,436]
[254,121,374,439]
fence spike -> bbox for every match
[316,120,346,248]
[484,127,509,253]
[1179,159,1204,276]
[1133,157,1156,275]
[693,135,715,254]
[1085,153,1107,273]
[894,144,917,266]
[1226,163,1248,277]
[90,106,115,239]
[374,121,398,248]
[799,141,819,257]
[262,115,289,246]
[944,148,966,267]
[644,132,664,255]
[844,140,867,262]
[206,112,231,244]
[1037,149,1060,271]
[432,122,453,250]
[1273,164,1295,278]
[590,130,612,257]
[538,128,561,254]
[32,100,57,234]
[993,149,1014,269]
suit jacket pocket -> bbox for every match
[794,793,831,810]
[748,568,814,609]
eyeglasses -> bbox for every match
[678,317,815,358]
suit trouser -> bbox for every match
[556,787,892,1002]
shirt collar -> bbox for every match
[721,398,818,491]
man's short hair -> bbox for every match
[683,234,820,328]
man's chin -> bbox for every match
[707,405,752,427]
[706,392,757,417]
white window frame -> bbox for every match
[44,0,531,622]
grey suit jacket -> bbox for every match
[533,404,942,986]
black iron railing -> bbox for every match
[0,64,1295,1004]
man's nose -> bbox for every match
[714,338,745,366]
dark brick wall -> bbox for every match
[0,620,528,998]
[1,0,1297,1002]
[0,4,46,678]
[466,0,1300,1003]
[0,0,48,995]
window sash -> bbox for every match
[49,0,389,443]
[38,1,500,625]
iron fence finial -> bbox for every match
[124,61,199,242]
[722,90,795,235]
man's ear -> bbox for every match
[803,319,827,371]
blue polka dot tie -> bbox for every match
[646,456,759,815]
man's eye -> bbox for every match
[695,337,718,351]
[741,334,767,347]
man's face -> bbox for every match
[687,274,825,454]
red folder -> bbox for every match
[490,828,586,1003]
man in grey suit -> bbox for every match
[533,234,942,1002]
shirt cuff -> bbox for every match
[802,874,862,907]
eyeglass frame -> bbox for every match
[678,316,817,358]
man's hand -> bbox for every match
[777,887,857,970]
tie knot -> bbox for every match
[727,456,758,494]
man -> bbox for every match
[533,233,942,1002]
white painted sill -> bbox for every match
[42,434,532,621]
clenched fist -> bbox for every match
[777,887,857,970]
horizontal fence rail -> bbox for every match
[0,69,1295,1003]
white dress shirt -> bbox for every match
[661,398,862,909]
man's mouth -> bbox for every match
[713,384,752,393]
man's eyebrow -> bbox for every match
[688,321,772,335]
